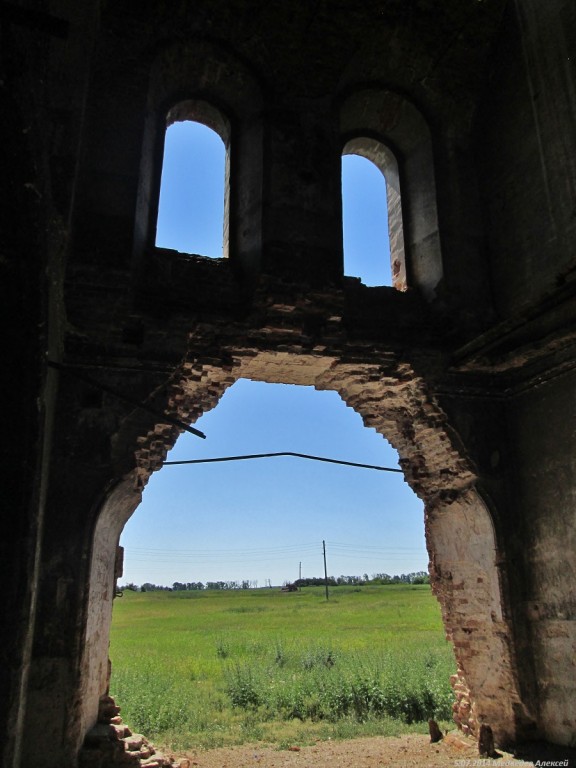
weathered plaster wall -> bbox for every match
[0,68,48,768]
[476,0,576,317]
[80,480,142,743]
[1,4,100,764]
[427,490,523,743]
[507,372,576,745]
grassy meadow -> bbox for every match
[109,585,455,752]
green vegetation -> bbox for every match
[120,570,430,593]
[109,585,455,752]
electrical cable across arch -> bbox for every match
[162,451,404,473]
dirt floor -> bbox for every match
[167,732,576,768]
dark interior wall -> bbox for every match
[71,35,149,269]
[3,0,576,763]
[0,4,99,765]
[0,60,46,768]
[68,0,510,319]
[433,364,576,745]
[435,385,543,736]
[468,7,576,734]
[506,371,576,743]
[475,0,576,318]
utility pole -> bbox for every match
[299,561,302,590]
[323,540,329,601]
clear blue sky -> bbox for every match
[119,122,426,587]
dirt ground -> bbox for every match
[167,732,576,768]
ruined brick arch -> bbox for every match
[83,350,525,750]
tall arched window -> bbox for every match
[155,101,229,258]
[342,138,407,291]
[342,154,391,287]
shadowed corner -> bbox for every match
[512,741,576,767]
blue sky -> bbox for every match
[119,122,426,587]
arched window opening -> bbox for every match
[342,138,407,291]
[155,102,229,258]
[342,154,391,287]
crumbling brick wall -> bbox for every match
[120,335,524,746]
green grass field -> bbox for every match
[109,585,455,751]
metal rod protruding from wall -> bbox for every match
[47,360,206,439]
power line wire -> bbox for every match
[163,451,403,473]
[124,542,422,558]
[125,543,320,557]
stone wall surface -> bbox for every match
[506,373,576,745]
[476,0,576,316]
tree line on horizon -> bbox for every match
[118,571,430,593]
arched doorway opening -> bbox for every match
[110,380,444,749]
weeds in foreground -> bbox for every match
[112,644,454,750]
[110,586,455,751]
[224,646,453,725]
